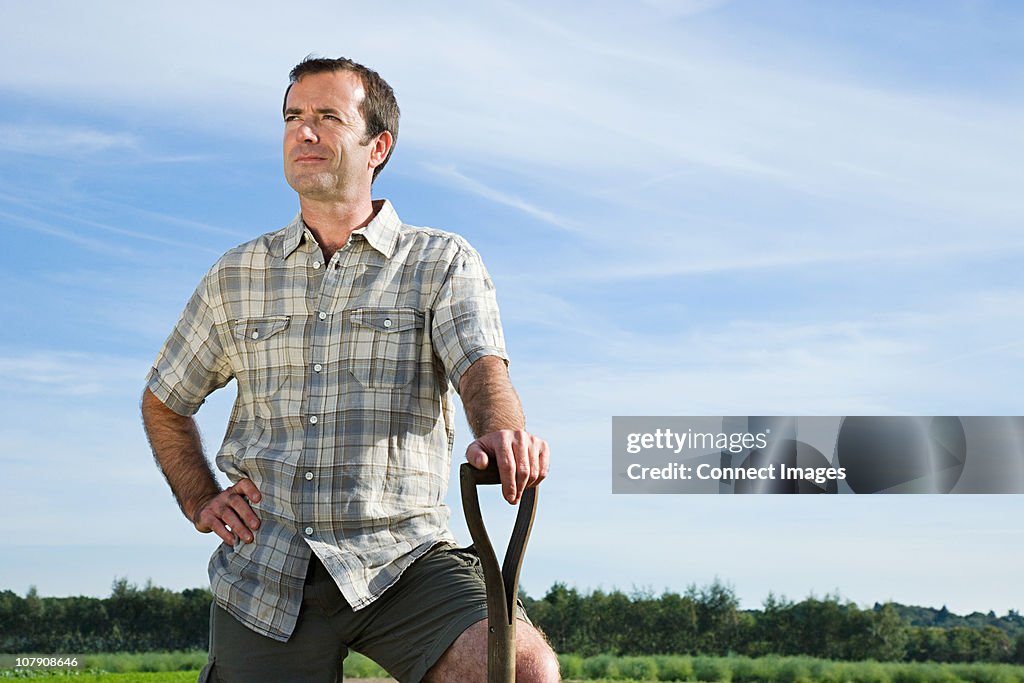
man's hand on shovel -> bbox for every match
[465,429,550,504]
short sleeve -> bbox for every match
[430,246,509,392]
[145,272,233,416]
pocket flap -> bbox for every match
[233,316,290,342]
[349,308,423,333]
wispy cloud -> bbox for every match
[0,123,140,157]
[1,210,134,257]
[0,189,249,242]
[505,285,1024,422]
[535,235,1024,283]
[637,0,732,18]
[0,350,145,397]
[421,163,583,235]
[78,197,250,240]
[3,3,1021,231]
[0,194,225,255]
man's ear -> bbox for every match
[368,130,394,170]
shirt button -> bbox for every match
[251,331,259,339]
[312,261,322,269]
[313,363,323,372]
[383,318,393,328]
[304,527,314,536]
[318,311,327,320]
[305,472,314,481]
[308,415,318,424]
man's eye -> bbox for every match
[323,114,340,122]
[284,115,299,122]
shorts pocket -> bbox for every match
[344,308,424,389]
[199,601,217,682]
[197,658,217,683]
[443,543,483,569]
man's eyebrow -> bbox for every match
[283,107,345,117]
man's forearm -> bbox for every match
[141,388,221,522]
[459,355,525,437]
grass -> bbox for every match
[3,652,1023,682]
[0,650,388,680]
[554,654,1024,683]
[0,673,199,681]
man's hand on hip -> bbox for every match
[142,388,263,544]
[466,430,549,505]
[192,479,263,545]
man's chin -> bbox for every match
[285,175,341,200]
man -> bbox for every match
[141,56,559,683]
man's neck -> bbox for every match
[299,196,379,262]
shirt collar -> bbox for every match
[351,199,401,258]
[279,214,306,258]
[279,199,401,260]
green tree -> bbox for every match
[687,579,741,655]
[864,603,909,661]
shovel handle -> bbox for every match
[460,460,539,683]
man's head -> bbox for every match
[282,56,399,200]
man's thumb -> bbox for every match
[466,441,489,469]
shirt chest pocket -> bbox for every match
[232,316,297,399]
[344,308,424,389]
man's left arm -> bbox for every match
[460,355,549,505]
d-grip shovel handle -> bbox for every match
[460,460,539,683]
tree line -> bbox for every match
[523,582,1024,664]
[2,579,1023,664]
[0,580,209,653]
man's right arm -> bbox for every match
[141,388,262,545]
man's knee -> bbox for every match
[427,619,559,683]
[516,623,561,683]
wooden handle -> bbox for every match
[463,458,504,486]
[460,462,539,683]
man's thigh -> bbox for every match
[351,543,530,683]
[201,601,347,683]
[201,544,529,683]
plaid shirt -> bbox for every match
[146,200,508,641]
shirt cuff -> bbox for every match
[449,346,509,394]
[145,367,203,417]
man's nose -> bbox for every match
[296,121,319,144]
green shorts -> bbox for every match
[199,543,530,683]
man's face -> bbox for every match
[282,70,376,202]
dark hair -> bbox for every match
[284,55,400,181]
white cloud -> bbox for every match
[2,2,1021,237]
[637,0,732,17]
[0,209,134,257]
[0,188,241,259]
[0,350,145,396]
[0,348,238,546]
[421,163,583,235]
[503,285,1024,422]
[531,235,1024,283]
[0,124,140,156]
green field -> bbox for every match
[0,649,388,679]
[3,652,1024,682]
[0,674,198,682]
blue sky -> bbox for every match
[2,0,1023,616]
